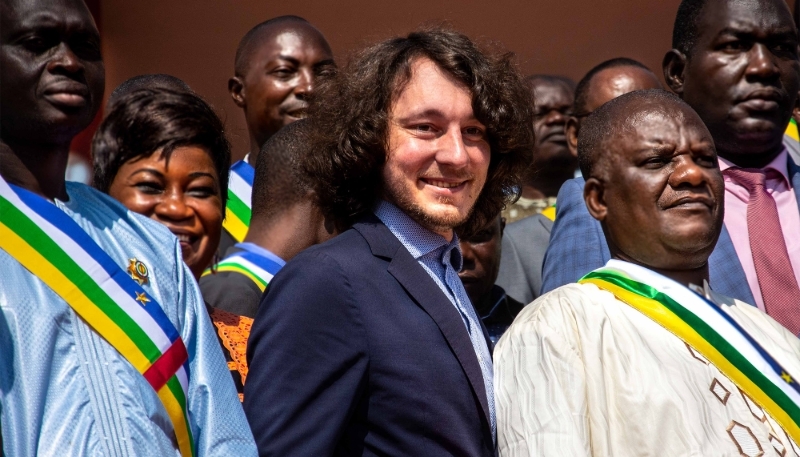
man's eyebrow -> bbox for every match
[395,108,481,123]
[275,55,301,65]
[715,26,797,40]
[396,108,448,121]
[313,58,336,68]
[7,15,59,40]
[633,142,675,154]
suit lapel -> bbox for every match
[353,216,492,428]
[710,224,755,304]
[788,151,800,213]
[784,135,800,167]
[709,147,798,306]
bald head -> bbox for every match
[581,89,724,273]
[234,16,332,77]
[574,58,662,117]
[566,58,662,159]
[229,16,335,158]
[251,118,314,222]
[579,89,689,178]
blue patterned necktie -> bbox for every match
[442,245,496,443]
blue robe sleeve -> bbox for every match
[175,241,258,456]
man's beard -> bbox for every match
[385,179,477,235]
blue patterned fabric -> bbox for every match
[0,182,257,456]
[708,226,755,305]
[374,201,496,441]
[541,177,610,295]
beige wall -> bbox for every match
[102,0,691,160]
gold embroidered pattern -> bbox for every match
[788,433,800,455]
[685,342,709,364]
[210,308,253,385]
[769,434,787,456]
[710,378,731,405]
[727,421,764,457]
[739,389,768,423]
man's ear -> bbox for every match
[565,117,579,158]
[584,177,608,222]
[663,49,688,95]
[228,76,246,108]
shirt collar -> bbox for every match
[234,242,286,267]
[373,200,462,268]
[718,147,791,186]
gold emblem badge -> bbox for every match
[135,291,151,306]
[128,258,150,286]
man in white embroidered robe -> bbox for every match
[494,90,800,456]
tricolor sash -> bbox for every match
[786,118,799,143]
[0,177,195,457]
[579,260,800,442]
[202,248,282,292]
[222,160,254,242]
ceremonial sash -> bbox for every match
[541,204,556,221]
[202,249,282,292]
[223,160,254,242]
[0,178,195,457]
[579,261,800,442]
[786,118,799,143]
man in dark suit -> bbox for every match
[541,0,800,334]
[242,28,534,456]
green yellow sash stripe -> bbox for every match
[222,161,254,242]
[581,268,800,442]
[0,179,194,456]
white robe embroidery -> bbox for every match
[495,263,800,457]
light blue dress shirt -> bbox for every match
[374,200,496,441]
[0,183,257,456]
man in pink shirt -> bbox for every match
[662,0,800,333]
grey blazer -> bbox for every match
[496,213,554,305]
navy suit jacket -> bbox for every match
[541,148,800,304]
[243,215,495,456]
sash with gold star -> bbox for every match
[0,176,195,457]
[580,260,800,442]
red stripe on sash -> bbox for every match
[144,339,189,390]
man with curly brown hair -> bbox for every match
[243,28,534,456]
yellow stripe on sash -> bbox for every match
[223,207,248,243]
[0,221,153,373]
[158,385,193,457]
[541,206,556,221]
[582,277,800,442]
[786,118,799,142]
[213,265,267,292]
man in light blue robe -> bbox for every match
[0,0,257,455]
